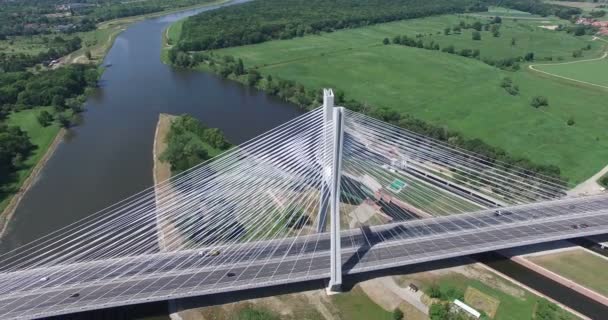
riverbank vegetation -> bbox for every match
[168,1,608,183]
[0,65,99,212]
[160,115,231,174]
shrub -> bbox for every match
[531,96,549,108]
[567,117,575,126]
[392,308,404,320]
[383,37,390,45]
[472,31,481,40]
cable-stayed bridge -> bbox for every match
[1,89,607,319]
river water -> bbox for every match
[0,0,301,251]
[1,2,607,319]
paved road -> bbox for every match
[1,194,608,319]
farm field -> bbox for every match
[210,14,608,184]
[533,55,608,88]
[528,249,608,297]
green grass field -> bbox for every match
[208,14,608,183]
[0,108,61,212]
[534,55,608,87]
[529,249,608,296]
[331,286,393,320]
[413,272,576,320]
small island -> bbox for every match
[153,113,231,251]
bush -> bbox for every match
[531,96,549,108]
[383,37,390,45]
[567,117,575,126]
[392,308,404,320]
[472,31,481,40]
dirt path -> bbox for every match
[568,164,608,197]
[0,129,66,239]
[528,50,608,90]
[153,114,186,251]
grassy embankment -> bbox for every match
[203,14,607,183]
[0,108,62,213]
[528,249,608,297]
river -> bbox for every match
[0,0,302,251]
[1,1,607,319]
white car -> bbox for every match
[39,277,49,282]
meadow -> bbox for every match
[533,55,608,88]
[211,14,608,183]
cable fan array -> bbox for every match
[0,105,605,320]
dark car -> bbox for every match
[494,210,512,216]
[69,293,80,298]
[571,224,589,229]
[226,272,236,277]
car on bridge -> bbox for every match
[571,223,589,229]
[494,210,513,217]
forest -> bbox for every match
[177,0,489,51]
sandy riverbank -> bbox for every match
[153,113,187,251]
[0,129,66,239]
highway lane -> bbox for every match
[1,193,606,297]
[1,196,608,319]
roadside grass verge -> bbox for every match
[528,249,608,297]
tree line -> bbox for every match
[176,0,490,51]
[0,36,82,72]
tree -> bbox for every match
[85,50,92,60]
[247,70,262,86]
[37,110,53,127]
[530,96,549,108]
[235,58,245,75]
[524,52,535,61]
[429,303,449,320]
[428,284,442,298]
[491,24,500,37]
[492,16,502,24]
[472,31,481,40]
[56,114,71,128]
[472,21,483,31]
[511,37,516,46]
[453,25,461,33]
[52,95,66,111]
[392,308,404,320]
[383,37,390,45]
[444,27,451,35]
